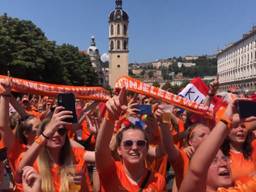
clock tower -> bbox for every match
[108,0,129,87]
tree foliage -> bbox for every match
[152,81,160,87]
[168,56,217,78]
[0,14,98,85]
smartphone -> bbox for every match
[135,105,152,115]
[57,93,78,123]
[236,100,256,119]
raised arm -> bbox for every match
[9,94,29,120]
[179,102,235,192]
[155,107,186,188]
[95,88,126,172]
[0,79,15,150]
[203,77,219,107]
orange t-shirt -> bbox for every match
[16,147,92,192]
[8,139,26,167]
[171,119,185,148]
[81,120,96,147]
[171,148,190,190]
[230,150,256,182]
[217,175,256,192]
[99,161,166,192]
[230,140,256,181]
[25,108,41,118]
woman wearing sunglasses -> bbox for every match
[95,88,165,191]
[17,106,91,192]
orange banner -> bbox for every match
[0,75,110,101]
[115,76,213,118]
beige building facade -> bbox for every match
[217,26,256,92]
[108,0,129,88]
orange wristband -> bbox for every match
[35,135,45,145]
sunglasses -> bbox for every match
[122,140,147,149]
[57,128,67,136]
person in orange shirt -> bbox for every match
[17,106,92,192]
[221,117,256,181]
[21,95,41,118]
[0,79,42,190]
[179,100,256,192]
[95,88,166,192]
[159,111,211,191]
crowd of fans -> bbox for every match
[0,77,256,192]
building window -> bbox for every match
[117,40,120,49]
[111,24,114,35]
[117,24,120,35]
[117,55,120,58]
[110,41,114,50]
[117,64,120,68]
[123,24,127,35]
[123,40,127,50]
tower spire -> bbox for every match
[90,36,96,46]
[115,0,122,9]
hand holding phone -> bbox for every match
[57,93,78,123]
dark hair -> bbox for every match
[16,115,36,145]
[183,122,210,146]
[221,130,253,160]
[9,112,21,130]
[116,126,148,147]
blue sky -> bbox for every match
[1,0,256,63]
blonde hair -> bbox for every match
[37,119,75,192]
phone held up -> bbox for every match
[135,105,152,115]
[57,93,78,123]
[236,100,256,119]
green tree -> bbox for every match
[56,44,98,85]
[161,81,171,90]
[152,81,160,87]
[148,70,154,78]
[0,14,98,85]
[140,69,145,76]
[0,14,57,81]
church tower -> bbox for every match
[108,0,129,88]
[87,36,105,86]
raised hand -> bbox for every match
[105,87,126,121]
[183,146,195,159]
[208,76,219,96]
[154,105,164,123]
[124,97,139,116]
[0,77,12,95]
[43,106,73,137]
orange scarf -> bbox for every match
[0,75,110,101]
[115,76,213,118]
